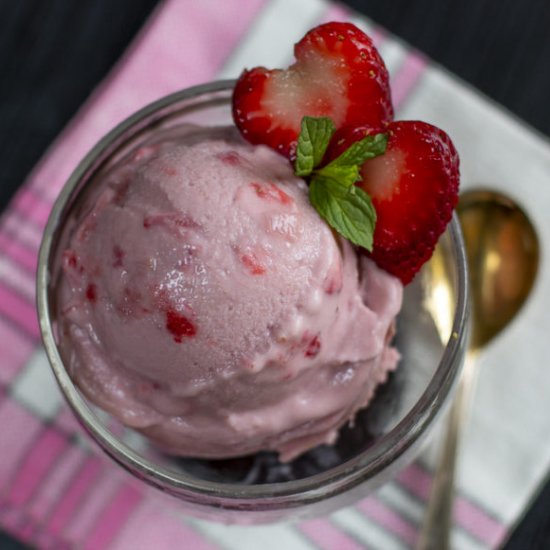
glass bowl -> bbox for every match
[37,80,469,523]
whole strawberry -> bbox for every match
[325,121,460,284]
[232,22,393,159]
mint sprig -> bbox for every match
[294,116,387,251]
[309,176,377,251]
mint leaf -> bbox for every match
[309,176,377,251]
[315,163,360,187]
[295,117,335,177]
[324,133,387,168]
[293,116,384,252]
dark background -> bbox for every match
[1,0,549,548]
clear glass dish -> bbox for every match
[37,80,469,523]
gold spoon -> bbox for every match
[417,189,539,550]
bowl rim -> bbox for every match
[36,79,469,507]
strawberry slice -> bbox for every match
[325,121,460,284]
[232,22,393,159]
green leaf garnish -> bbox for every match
[323,133,387,169]
[315,163,360,187]
[309,176,377,251]
[294,116,387,251]
[294,116,336,177]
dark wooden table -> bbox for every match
[1,1,549,547]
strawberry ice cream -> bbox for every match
[57,124,403,462]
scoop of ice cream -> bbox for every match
[57,125,403,461]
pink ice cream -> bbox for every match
[57,125,403,462]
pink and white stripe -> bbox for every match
[0,232,38,275]
[0,282,40,339]
[110,500,219,550]
[6,428,68,508]
[11,189,52,230]
[0,318,35,384]
[82,483,143,550]
[26,445,86,527]
[45,456,104,540]
[1,211,44,250]
[358,497,418,547]
[299,517,365,550]
[398,462,507,547]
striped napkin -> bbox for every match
[2,0,550,548]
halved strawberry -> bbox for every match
[232,22,393,159]
[325,121,460,284]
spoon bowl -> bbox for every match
[418,188,539,550]
[459,189,539,351]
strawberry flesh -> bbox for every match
[232,22,393,159]
[326,121,460,284]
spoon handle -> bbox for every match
[416,351,478,550]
